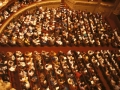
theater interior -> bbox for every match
[0,0,120,90]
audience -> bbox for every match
[0,6,120,47]
[0,0,43,27]
[0,1,120,90]
[0,50,119,90]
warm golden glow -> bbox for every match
[0,1,3,6]
[0,0,9,9]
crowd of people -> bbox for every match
[0,50,120,90]
[0,6,120,47]
[0,0,42,27]
[0,1,120,90]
